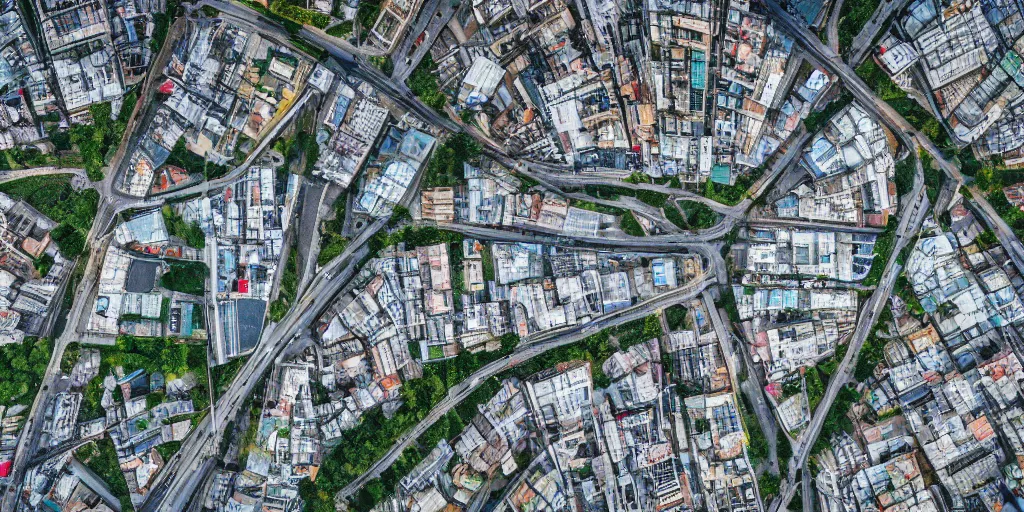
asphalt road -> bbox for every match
[746,217,885,234]
[764,0,962,184]
[0,229,117,512]
[0,168,88,185]
[826,0,843,53]
[3,1,962,509]
[435,222,727,285]
[847,0,914,65]
[147,90,315,203]
[967,188,1024,272]
[756,8,948,509]
[334,268,716,502]
[0,22,196,496]
[387,0,455,82]
[768,171,929,512]
[139,214,393,512]
[520,165,744,217]
[69,459,123,511]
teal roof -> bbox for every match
[691,50,706,90]
[181,302,193,337]
[1000,51,1024,87]
[711,164,731,185]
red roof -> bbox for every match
[0,460,11,477]
[158,79,175,94]
[238,279,249,294]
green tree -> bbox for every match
[159,261,209,296]
[408,55,448,112]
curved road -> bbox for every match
[334,263,716,502]
[762,5,951,510]
[16,2,956,511]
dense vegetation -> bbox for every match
[759,471,781,501]
[162,205,206,248]
[610,315,662,351]
[151,1,179,52]
[812,384,860,454]
[986,191,1024,241]
[836,0,881,53]
[761,427,793,501]
[663,203,688,230]
[854,307,892,381]
[803,91,852,134]
[369,55,394,75]
[515,173,540,193]
[581,184,669,209]
[0,145,82,170]
[274,128,320,176]
[210,356,248,399]
[895,274,925,316]
[739,388,769,467]
[0,175,99,257]
[33,254,54,278]
[716,283,742,324]
[480,243,495,281]
[422,134,481,188]
[357,0,381,32]
[239,0,329,29]
[921,149,942,204]
[636,190,669,208]
[701,167,764,206]
[669,201,719,231]
[805,365,825,412]
[894,153,917,197]
[270,243,299,322]
[70,94,137,181]
[76,438,134,511]
[862,220,897,287]
[75,336,211,422]
[572,200,626,216]
[665,305,690,331]
[972,163,1024,194]
[305,319,646,511]
[620,211,645,236]
[318,193,348,267]
[969,163,1024,241]
[408,55,448,112]
[159,260,209,296]
[368,225,464,256]
[326,21,354,38]
[0,337,51,406]
[166,139,232,181]
[156,440,182,460]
